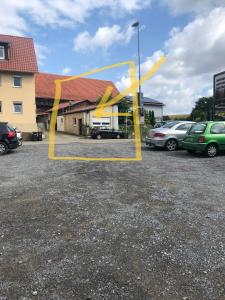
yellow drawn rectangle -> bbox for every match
[48,57,166,161]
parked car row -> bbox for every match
[0,122,22,155]
[146,121,225,158]
[2,120,225,158]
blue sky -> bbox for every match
[1,0,225,114]
[33,2,189,77]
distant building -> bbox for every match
[35,73,120,135]
[60,100,119,135]
[125,94,164,122]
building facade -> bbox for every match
[62,103,119,135]
[0,35,38,138]
[125,95,164,122]
[36,73,120,135]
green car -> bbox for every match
[182,121,225,158]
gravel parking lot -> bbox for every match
[1,141,225,299]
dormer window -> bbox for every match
[0,42,9,60]
[0,46,5,60]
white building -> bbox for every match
[125,95,164,122]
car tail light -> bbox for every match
[198,136,205,143]
[154,132,165,138]
[7,131,16,138]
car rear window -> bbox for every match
[162,121,180,129]
[189,123,207,134]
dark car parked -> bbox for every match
[91,128,128,139]
[0,122,19,155]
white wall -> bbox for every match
[57,116,65,131]
[89,105,119,130]
[144,105,163,121]
[111,105,119,130]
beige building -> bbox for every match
[36,73,120,136]
[0,35,38,138]
[61,102,119,135]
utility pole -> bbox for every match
[132,21,142,112]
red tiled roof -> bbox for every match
[35,73,119,103]
[0,34,38,73]
[64,104,97,115]
[47,101,77,112]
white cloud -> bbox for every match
[161,0,225,15]
[0,2,27,36]
[74,24,135,52]
[34,44,50,66]
[0,0,151,35]
[116,8,225,114]
[114,0,151,12]
[62,67,72,75]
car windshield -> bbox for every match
[161,121,180,129]
[189,123,207,134]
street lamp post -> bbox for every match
[132,21,142,115]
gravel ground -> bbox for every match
[0,141,225,299]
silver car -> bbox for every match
[145,121,195,151]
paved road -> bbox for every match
[1,142,225,299]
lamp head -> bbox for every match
[132,21,139,28]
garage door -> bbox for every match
[92,117,111,127]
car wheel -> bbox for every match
[165,139,178,151]
[205,144,218,158]
[116,134,121,139]
[96,134,102,140]
[0,142,8,155]
[187,149,196,154]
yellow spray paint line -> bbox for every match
[48,56,166,161]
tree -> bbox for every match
[144,110,151,125]
[151,111,156,126]
[148,111,152,125]
[191,97,213,121]
[118,98,132,125]
[144,110,155,126]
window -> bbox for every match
[176,123,193,131]
[0,101,2,113]
[190,123,207,134]
[211,123,225,134]
[0,46,5,60]
[13,102,23,113]
[162,121,180,129]
[73,118,77,126]
[13,76,22,87]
